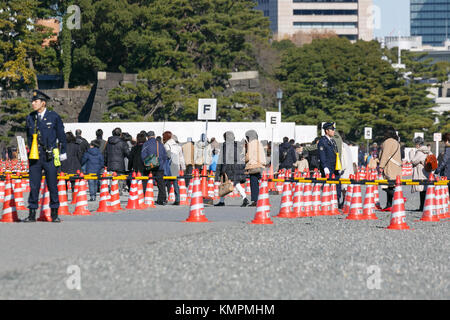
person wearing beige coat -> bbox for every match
[378,127,402,210]
[245,130,266,206]
[409,136,432,211]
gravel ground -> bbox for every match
[0,185,448,300]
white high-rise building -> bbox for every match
[255,0,374,41]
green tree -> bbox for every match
[0,0,51,89]
[104,0,271,122]
[0,98,30,144]
[275,37,437,145]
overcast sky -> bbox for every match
[373,0,410,38]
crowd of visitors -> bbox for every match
[3,124,448,208]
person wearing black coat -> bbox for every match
[60,131,82,192]
[214,131,249,207]
[128,133,149,193]
[105,128,130,193]
[278,137,297,171]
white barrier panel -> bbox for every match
[295,125,318,144]
[349,146,359,166]
[63,121,302,143]
[403,147,415,162]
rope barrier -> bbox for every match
[0,173,448,186]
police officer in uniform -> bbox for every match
[318,122,342,206]
[24,90,67,222]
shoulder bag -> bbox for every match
[143,141,160,170]
[219,173,234,197]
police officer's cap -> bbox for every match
[31,90,51,102]
[322,122,335,131]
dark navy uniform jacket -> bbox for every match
[26,109,67,154]
[318,135,338,173]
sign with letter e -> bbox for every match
[364,127,372,140]
[198,99,217,120]
[266,112,281,128]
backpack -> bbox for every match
[424,154,438,172]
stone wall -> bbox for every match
[0,71,260,147]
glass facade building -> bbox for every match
[411,0,450,46]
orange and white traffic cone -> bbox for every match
[136,172,147,209]
[435,183,446,220]
[178,170,189,205]
[186,178,194,203]
[419,176,439,222]
[346,177,364,220]
[109,172,123,211]
[1,175,21,222]
[387,176,410,230]
[73,174,91,216]
[13,178,27,210]
[301,180,314,217]
[97,173,115,213]
[321,181,333,216]
[311,182,322,216]
[24,177,30,193]
[374,172,383,209]
[0,179,5,207]
[276,170,284,193]
[330,174,340,215]
[343,177,354,214]
[214,180,220,200]
[292,180,303,218]
[185,170,209,222]
[249,171,273,224]
[144,172,156,208]
[200,165,209,199]
[126,172,141,210]
[168,183,175,202]
[207,171,215,199]
[71,177,80,204]
[268,165,275,192]
[245,178,251,196]
[57,173,71,216]
[274,177,295,218]
[362,183,378,220]
[442,178,449,219]
[37,180,52,222]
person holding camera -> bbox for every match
[24,90,67,223]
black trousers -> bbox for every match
[384,186,395,208]
[152,169,166,203]
[185,165,193,188]
[28,150,59,209]
[249,173,261,202]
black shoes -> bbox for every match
[240,198,250,207]
[89,198,96,202]
[23,209,61,223]
[248,201,257,207]
[23,209,36,223]
[155,201,167,206]
[51,208,61,223]
[172,201,180,206]
[214,202,225,207]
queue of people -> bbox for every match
[18,90,449,225]
[38,123,450,211]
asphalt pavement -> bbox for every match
[0,184,448,300]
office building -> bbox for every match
[410,0,450,47]
[255,0,373,41]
